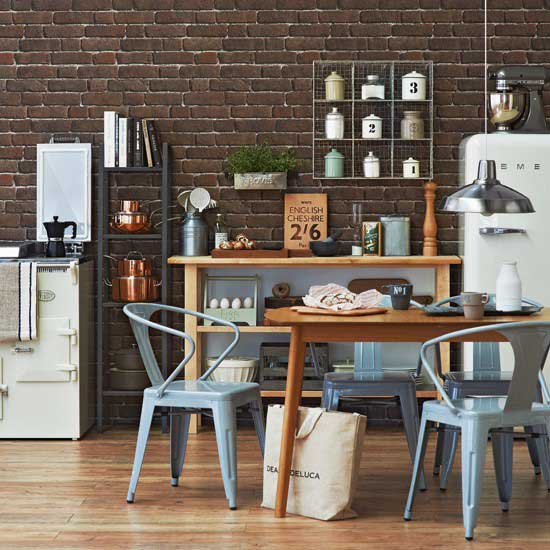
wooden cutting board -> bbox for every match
[211,248,289,259]
[290,306,388,316]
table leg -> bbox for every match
[435,264,451,377]
[275,326,306,518]
[184,264,202,434]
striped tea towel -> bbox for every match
[0,262,37,343]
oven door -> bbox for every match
[14,317,77,382]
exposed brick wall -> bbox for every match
[1,1,548,422]
[3,1,550,252]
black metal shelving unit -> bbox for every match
[97,142,172,432]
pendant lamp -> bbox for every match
[440,1,535,215]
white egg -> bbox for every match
[220,298,230,309]
[209,298,219,309]
[231,297,242,309]
[243,296,253,309]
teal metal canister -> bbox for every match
[324,148,344,178]
[380,215,410,256]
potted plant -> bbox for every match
[226,144,297,190]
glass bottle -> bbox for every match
[214,213,228,249]
[350,202,364,256]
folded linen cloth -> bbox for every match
[0,262,37,343]
[303,283,383,311]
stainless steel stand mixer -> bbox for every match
[488,65,550,133]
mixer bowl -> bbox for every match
[488,92,526,130]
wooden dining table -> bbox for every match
[263,306,550,518]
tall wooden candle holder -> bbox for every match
[423,181,438,256]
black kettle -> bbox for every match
[43,216,77,258]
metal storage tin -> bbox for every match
[179,212,209,256]
[380,216,410,256]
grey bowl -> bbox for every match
[310,240,341,256]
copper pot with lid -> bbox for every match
[105,251,153,277]
[110,200,152,234]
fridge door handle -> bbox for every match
[479,227,526,236]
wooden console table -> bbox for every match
[168,255,461,433]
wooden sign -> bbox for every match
[284,193,328,250]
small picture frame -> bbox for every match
[362,221,381,255]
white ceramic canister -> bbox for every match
[403,157,420,178]
[325,107,344,139]
[402,70,427,101]
[496,261,522,311]
[325,71,345,101]
[362,114,382,139]
[363,151,380,178]
[361,74,385,100]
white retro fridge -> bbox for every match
[460,132,550,376]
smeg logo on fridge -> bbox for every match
[38,289,56,302]
[500,162,542,172]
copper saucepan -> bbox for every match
[105,276,161,302]
[105,251,153,277]
[110,200,161,234]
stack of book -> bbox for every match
[103,112,162,168]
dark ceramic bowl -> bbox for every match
[310,240,341,256]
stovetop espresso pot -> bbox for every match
[43,216,77,257]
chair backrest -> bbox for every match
[432,295,543,374]
[123,303,240,397]
[354,342,382,372]
[420,321,550,414]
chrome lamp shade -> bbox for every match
[440,160,535,214]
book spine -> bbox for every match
[134,119,143,167]
[146,119,162,167]
[114,112,119,167]
[127,117,134,167]
[142,118,153,167]
[103,111,116,168]
[119,118,127,168]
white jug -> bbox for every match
[496,261,522,312]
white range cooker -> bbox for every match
[0,258,94,439]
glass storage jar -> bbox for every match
[401,111,424,140]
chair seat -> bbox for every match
[325,370,415,385]
[145,380,260,401]
[444,370,513,383]
[424,396,550,418]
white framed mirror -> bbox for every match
[36,143,92,242]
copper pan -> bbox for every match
[105,276,161,302]
[105,251,153,277]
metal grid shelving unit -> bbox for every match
[96,142,172,432]
[313,60,434,180]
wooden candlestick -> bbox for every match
[423,181,438,256]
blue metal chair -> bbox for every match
[430,295,549,490]
[123,303,265,510]
[322,294,427,490]
[404,321,550,540]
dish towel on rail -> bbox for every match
[0,262,37,343]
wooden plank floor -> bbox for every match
[0,426,549,549]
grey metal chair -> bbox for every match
[404,321,550,540]
[322,340,427,490]
[430,295,549,490]
[123,303,265,510]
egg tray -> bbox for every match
[203,307,257,326]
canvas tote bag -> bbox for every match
[262,405,367,520]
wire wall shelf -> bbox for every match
[313,61,434,180]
